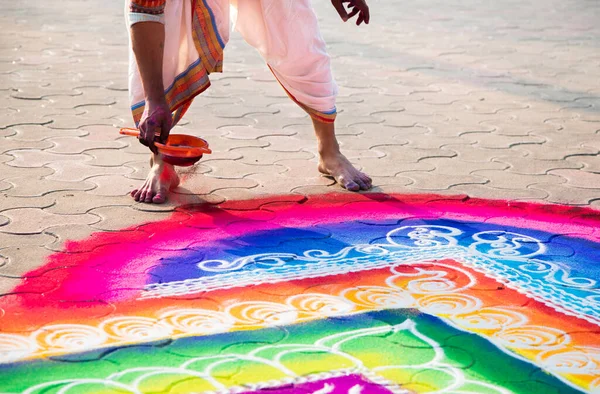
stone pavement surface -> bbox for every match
[1,0,600,393]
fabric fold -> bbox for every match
[127,0,337,126]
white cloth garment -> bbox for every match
[127,0,337,126]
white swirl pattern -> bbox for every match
[0,334,36,363]
[140,225,600,330]
[159,308,235,335]
[492,325,570,350]
[100,316,173,341]
[17,321,512,394]
[450,307,528,330]
[33,324,108,351]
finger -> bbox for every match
[140,122,159,154]
[356,14,364,26]
[160,115,172,144]
[362,3,370,24]
[348,6,359,18]
[331,0,349,21]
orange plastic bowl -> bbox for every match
[119,128,211,167]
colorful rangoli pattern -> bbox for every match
[0,193,599,393]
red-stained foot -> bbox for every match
[318,152,372,191]
[131,155,180,204]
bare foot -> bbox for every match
[131,155,180,204]
[319,152,372,191]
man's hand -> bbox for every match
[331,0,370,25]
[138,100,172,154]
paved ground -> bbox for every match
[1,0,600,392]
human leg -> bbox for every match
[234,0,372,191]
[126,0,229,203]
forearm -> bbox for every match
[130,21,166,102]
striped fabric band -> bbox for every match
[268,66,337,124]
[131,60,211,126]
[191,0,224,74]
[129,0,166,15]
[130,0,225,127]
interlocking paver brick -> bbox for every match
[529,183,600,205]
[358,158,436,177]
[0,139,53,155]
[0,207,99,235]
[5,150,88,168]
[248,172,335,193]
[448,184,550,201]
[549,169,600,189]
[0,194,55,212]
[86,175,141,197]
[222,125,296,140]
[472,170,565,190]
[173,173,258,196]
[45,160,132,182]
[84,148,148,167]
[565,155,600,174]
[492,153,583,175]
[5,124,86,141]
[235,147,315,166]
[203,159,287,179]
[402,171,488,191]
[45,136,126,154]
[43,191,129,215]
[88,205,172,231]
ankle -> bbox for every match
[318,139,341,156]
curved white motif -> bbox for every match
[287,294,355,317]
[159,309,234,335]
[538,346,600,375]
[389,264,477,295]
[226,301,298,326]
[417,294,482,316]
[0,333,37,363]
[470,231,545,259]
[519,260,598,290]
[450,307,528,331]
[99,316,172,341]
[32,324,108,351]
[341,286,415,309]
[591,376,600,394]
[198,252,296,272]
[22,379,138,394]
[493,325,570,350]
[386,225,462,248]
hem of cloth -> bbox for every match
[267,66,337,124]
[129,12,165,26]
[130,0,226,127]
[130,59,214,126]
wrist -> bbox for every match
[145,90,166,103]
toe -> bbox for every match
[130,189,138,197]
[152,193,166,204]
[361,176,373,189]
[345,180,360,191]
[144,190,154,203]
